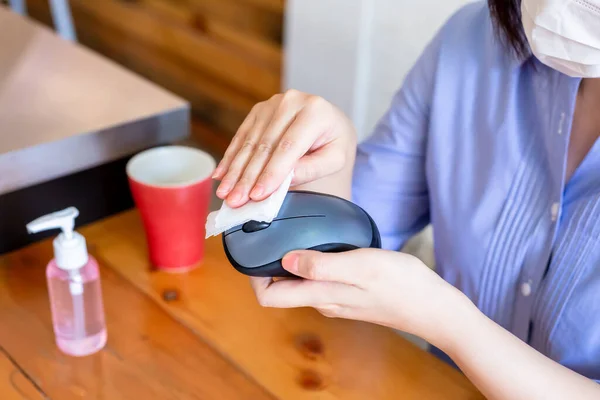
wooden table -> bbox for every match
[0,211,484,399]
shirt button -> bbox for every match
[558,112,566,135]
[521,282,532,297]
[551,202,560,221]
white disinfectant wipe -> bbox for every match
[205,171,294,238]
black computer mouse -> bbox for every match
[222,191,381,277]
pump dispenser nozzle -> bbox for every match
[27,207,88,270]
[27,207,79,239]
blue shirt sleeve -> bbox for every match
[352,32,442,251]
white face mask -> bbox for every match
[521,0,600,77]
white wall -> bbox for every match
[283,0,373,136]
[284,0,472,140]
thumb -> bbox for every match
[282,249,376,285]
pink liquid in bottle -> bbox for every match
[46,256,107,357]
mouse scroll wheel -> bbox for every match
[242,220,271,233]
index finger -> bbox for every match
[252,278,348,309]
[249,277,272,295]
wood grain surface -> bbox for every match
[0,237,272,400]
[0,210,483,399]
[0,349,46,400]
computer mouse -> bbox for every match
[222,191,381,277]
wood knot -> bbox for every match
[19,253,39,268]
[191,14,207,33]
[161,289,179,302]
[295,333,324,360]
[298,370,325,391]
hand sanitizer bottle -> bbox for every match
[27,207,107,357]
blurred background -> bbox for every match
[2,0,472,265]
[8,0,469,152]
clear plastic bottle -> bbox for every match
[27,207,107,357]
[46,256,107,356]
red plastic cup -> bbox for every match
[126,146,216,272]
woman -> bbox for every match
[213,0,600,397]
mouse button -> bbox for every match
[224,224,243,235]
[320,210,373,247]
[278,192,329,217]
[242,220,271,233]
[224,226,288,269]
[228,218,334,269]
[285,191,377,248]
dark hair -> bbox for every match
[488,0,530,58]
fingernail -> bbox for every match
[217,181,231,195]
[283,253,300,272]
[212,167,222,179]
[228,191,242,204]
[250,184,264,199]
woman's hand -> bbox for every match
[213,90,357,208]
[250,249,467,344]
[253,250,600,400]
